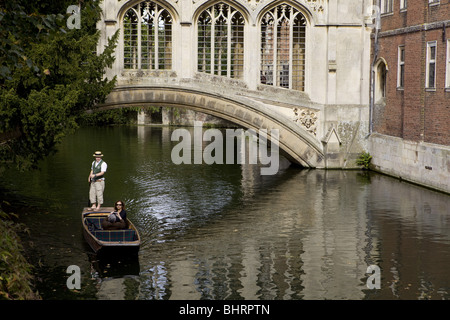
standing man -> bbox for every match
[88,151,107,211]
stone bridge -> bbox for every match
[96,0,374,168]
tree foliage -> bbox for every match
[0,206,39,300]
[0,0,118,171]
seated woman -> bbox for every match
[101,200,128,230]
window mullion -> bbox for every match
[227,11,232,77]
[211,7,215,75]
[289,10,294,89]
[273,10,278,87]
[155,7,159,70]
[137,3,142,70]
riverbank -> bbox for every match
[0,204,40,300]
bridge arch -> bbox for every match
[98,85,325,168]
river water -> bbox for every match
[1,125,449,300]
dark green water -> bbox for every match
[1,126,449,300]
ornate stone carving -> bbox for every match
[121,70,177,78]
[293,108,318,136]
[306,0,324,13]
[246,0,264,10]
[193,0,325,13]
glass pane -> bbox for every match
[198,12,212,73]
[292,14,306,91]
[124,10,138,69]
[430,46,436,60]
[158,10,172,70]
[231,13,244,79]
[123,1,172,70]
[260,5,306,91]
[197,3,245,78]
[140,2,155,70]
[400,64,404,87]
[429,62,435,87]
[214,13,227,76]
[261,13,274,85]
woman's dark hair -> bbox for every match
[114,201,126,211]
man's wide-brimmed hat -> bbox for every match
[93,151,104,157]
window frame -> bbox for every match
[380,0,393,14]
[260,4,307,91]
[446,39,450,89]
[397,46,405,89]
[400,0,407,10]
[122,1,173,71]
[425,41,437,89]
[196,2,245,79]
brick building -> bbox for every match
[369,0,450,193]
[372,0,449,145]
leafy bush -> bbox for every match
[78,108,138,126]
[0,207,40,300]
[356,152,372,169]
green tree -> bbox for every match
[0,0,118,171]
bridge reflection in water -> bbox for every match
[3,126,449,300]
[130,127,450,300]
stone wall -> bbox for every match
[369,133,450,194]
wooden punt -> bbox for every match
[82,207,140,255]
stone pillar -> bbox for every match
[179,0,194,78]
[137,110,150,125]
[246,22,259,90]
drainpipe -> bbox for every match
[369,2,381,136]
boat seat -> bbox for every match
[92,230,138,242]
[86,217,104,230]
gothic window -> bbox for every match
[197,3,245,79]
[260,4,306,91]
[123,1,172,70]
[375,60,387,102]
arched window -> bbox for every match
[375,60,387,102]
[260,4,306,91]
[123,1,172,70]
[197,3,245,79]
